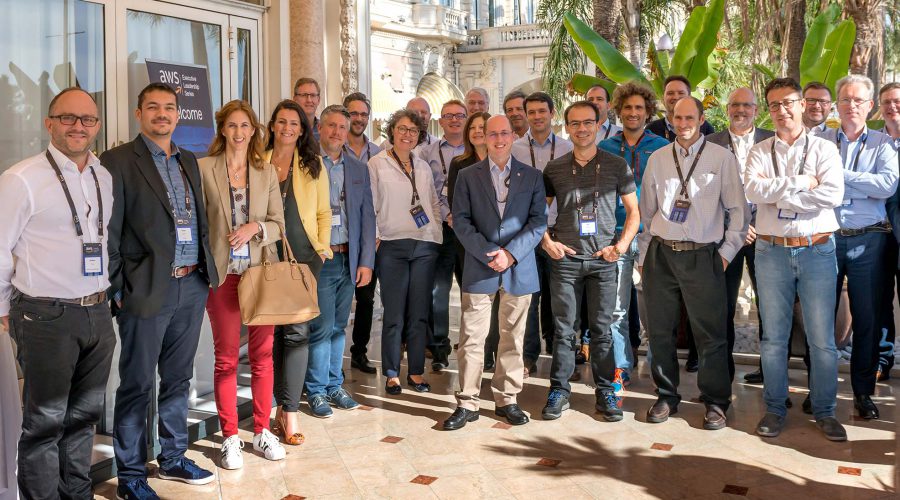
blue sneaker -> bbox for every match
[327,387,360,410]
[541,389,570,420]
[157,456,214,485]
[308,393,334,418]
[116,477,160,500]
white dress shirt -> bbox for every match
[743,132,844,237]
[0,143,113,316]
[728,128,756,172]
[368,149,443,244]
[637,137,750,265]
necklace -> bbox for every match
[227,163,246,183]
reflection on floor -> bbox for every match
[93,347,896,499]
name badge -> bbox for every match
[579,213,598,236]
[841,198,853,207]
[777,209,798,220]
[441,184,449,197]
[669,199,691,224]
[82,242,103,276]
[176,218,193,243]
[410,204,430,228]
[231,243,250,259]
[331,207,342,227]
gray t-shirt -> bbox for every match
[543,149,635,259]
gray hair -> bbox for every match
[320,104,351,122]
[466,87,489,103]
[835,75,874,100]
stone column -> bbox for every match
[289,0,325,93]
[339,0,358,98]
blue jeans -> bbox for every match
[610,236,638,370]
[756,236,839,419]
[306,253,355,397]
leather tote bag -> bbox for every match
[238,236,320,325]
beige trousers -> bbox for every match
[456,289,532,410]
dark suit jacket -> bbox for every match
[451,157,547,296]
[648,118,715,142]
[342,153,377,279]
[706,127,775,151]
[100,135,218,318]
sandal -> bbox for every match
[276,408,305,446]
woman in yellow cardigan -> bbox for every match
[264,99,331,446]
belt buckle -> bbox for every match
[173,266,184,278]
[80,294,93,306]
[671,241,680,252]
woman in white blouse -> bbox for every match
[368,109,442,395]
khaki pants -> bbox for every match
[456,289,532,410]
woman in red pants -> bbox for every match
[199,99,286,469]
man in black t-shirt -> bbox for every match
[540,101,639,422]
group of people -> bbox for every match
[1,68,898,500]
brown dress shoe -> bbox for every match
[647,400,677,423]
[703,405,727,430]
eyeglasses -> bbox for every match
[486,131,513,140]
[395,125,419,136]
[49,114,100,127]
[804,98,832,107]
[441,113,467,121]
[767,98,802,112]
[727,102,756,109]
[349,111,370,119]
[838,97,871,108]
[880,98,900,108]
[567,119,597,129]
[294,92,320,99]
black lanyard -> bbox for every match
[670,139,708,200]
[573,153,601,213]
[493,168,512,203]
[771,136,809,177]
[835,132,868,172]
[665,124,675,142]
[601,122,612,140]
[528,134,556,169]
[390,149,420,205]
[227,164,250,231]
[45,150,103,239]
[161,153,192,219]
[620,132,646,179]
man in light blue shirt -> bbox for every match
[821,75,898,421]
[585,84,621,144]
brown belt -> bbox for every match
[758,233,832,247]
[21,291,107,307]
[172,264,199,278]
[330,244,349,253]
[654,237,713,252]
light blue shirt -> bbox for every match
[343,134,382,164]
[595,119,621,145]
[418,138,465,221]
[488,156,512,217]
[322,151,349,245]
[822,127,899,229]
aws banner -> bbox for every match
[145,59,215,156]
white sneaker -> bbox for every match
[220,434,244,470]
[253,428,286,461]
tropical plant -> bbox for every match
[799,5,856,92]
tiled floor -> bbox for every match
[94,348,897,499]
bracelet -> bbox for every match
[612,246,623,257]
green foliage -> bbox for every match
[668,0,725,87]
[799,6,855,94]
[563,13,648,85]
[569,74,618,96]
[536,0,592,110]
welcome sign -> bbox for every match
[145,59,215,157]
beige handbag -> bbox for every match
[237,237,320,326]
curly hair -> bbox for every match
[265,99,321,179]
[611,82,659,124]
[207,100,267,170]
[385,108,427,147]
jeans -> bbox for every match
[547,257,618,395]
[610,237,639,370]
[756,236,839,418]
[306,253,355,397]
[428,223,457,357]
[11,296,115,499]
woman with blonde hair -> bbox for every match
[199,99,286,469]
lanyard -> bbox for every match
[493,168,512,203]
[771,136,809,177]
[573,154,601,213]
[390,149,420,205]
[528,134,556,169]
[45,150,103,240]
[279,161,294,202]
[835,132,868,173]
[328,157,346,205]
[438,145,448,175]
[620,132,646,179]
[670,139,708,200]
[601,122,612,140]
[227,164,250,231]
[161,154,192,219]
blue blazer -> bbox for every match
[343,153,377,279]
[452,157,547,296]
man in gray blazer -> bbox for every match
[444,115,547,430]
[707,87,774,382]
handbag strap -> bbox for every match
[261,235,297,264]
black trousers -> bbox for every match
[113,272,207,481]
[724,242,761,381]
[10,295,115,500]
[273,322,310,411]
[351,275,377,357]
[643,239,731,408]
[427,223,457,356]
[376,239,439,378]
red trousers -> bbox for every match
[206,273,275,436]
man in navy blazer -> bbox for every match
[443,115,547,430]
[305,105,377,416]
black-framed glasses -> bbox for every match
[767,98,802,112]
[804,98,832,107]
[441,113,467,121]
[395,125,419,136]
[349,111,370,119]
[49,114,100,127]
[294,92,320,99]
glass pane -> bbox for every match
[236,28,252,105]
[126,10,221,154]
[0,0,106,173]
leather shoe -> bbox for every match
[801,395,812,415]
[431,352,449,372]
[406,376,431,393]
[385,380,402,395]
[495,404,529,425]
[685,358,699,373]
[443,407,479,430]
[647,399,677,423]
[755,412,785,438]
[703,405,727,430]
[743,368,763,384]
[815,416,847,442]
[351,354,377,374]
[854,394,879,419]
[523,359,537,379]
[876,365,891,382]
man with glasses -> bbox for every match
[708,88,774,382]
[293,77,322,142]
[586,84,620,144]
[444,115,547,430]
[540,101,638,421]
[638,96,748,431]
[880,83,900,381]
[1,88,114,499]
[466,87,490,114]
[504,90,528,138]
[802,82,833,135]
[343,92,382,163]
[745,77,845,441]
[419,100,468,371]
[820,75,898,420]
